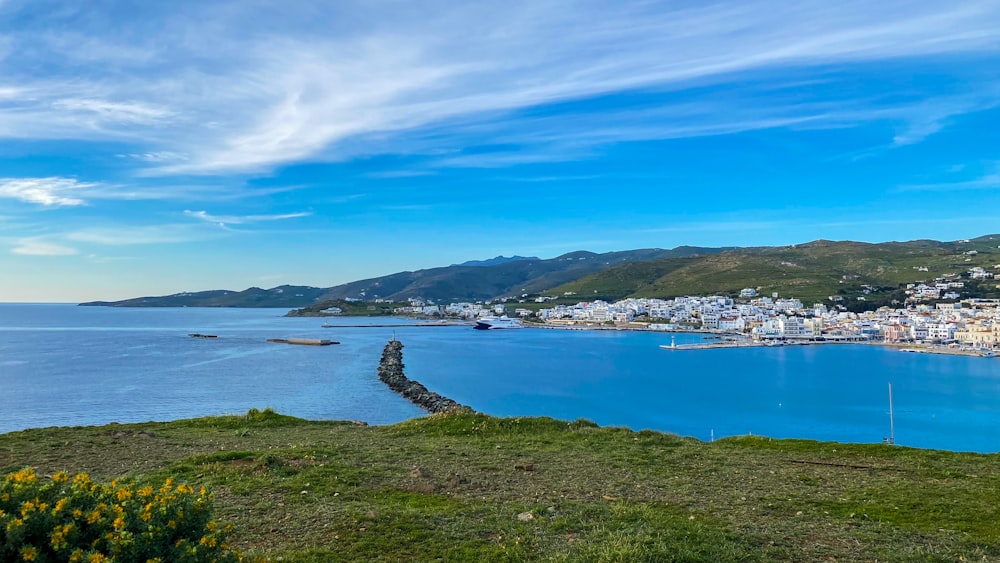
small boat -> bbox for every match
[188,333,218,338]
[473,316,523,330]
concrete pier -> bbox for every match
[267,338,338,346]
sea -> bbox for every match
[1,303,999,453]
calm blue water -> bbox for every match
[1,304,999,453]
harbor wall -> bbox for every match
[378,340,473,414]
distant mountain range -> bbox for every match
[80,286,329,308]
[80,235,1000,308]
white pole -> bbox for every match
[888,382,895,445]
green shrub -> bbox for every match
[0,467,255,562]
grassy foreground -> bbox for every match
[2,410,999,562]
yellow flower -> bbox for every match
[117,487,133,501]
[51,529,67,550]
[7,518,24,532]
[72,509,83,519]
[114,516,127,531]
[88,554,107,563]
[69,550,84,563]
[20,546,38,561]
[52,471,70,484]
[138,486,154,498]
[206,520,218,532]
[86,510,102,524]
[54,498,70,513]
[11,468,37,483]
[73,473,91,487]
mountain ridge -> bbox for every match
[79,235,1000,308]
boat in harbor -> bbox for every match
[473,316,523,330]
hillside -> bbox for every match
[552,236,1000,306]
[78,236,1000,308]
[3,410,1000,561]
[312,247,727,303]
[80,285,328,308]
[81,247,726,307]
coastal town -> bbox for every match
[390,282,1000,355]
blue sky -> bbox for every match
[1,1,999,302]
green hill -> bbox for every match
[81,247,729,307]
[80,285,328,308]
[3,410,1000,561]
[551,237,1000,306]
[314,247,727,303]
[78,236,1000,308]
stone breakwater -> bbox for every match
[378,340,473,414]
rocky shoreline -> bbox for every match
[378,340,474,414]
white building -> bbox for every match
[779,315,809,337]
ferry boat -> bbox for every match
[473,316,523,330]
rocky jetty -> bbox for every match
[378,340,473,414]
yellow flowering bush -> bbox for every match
[0,468,251,562]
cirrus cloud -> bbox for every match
[0,177,97,206]
[11,237,78,256]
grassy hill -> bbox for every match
[315,247,728,303]
[77,236,1000,308]
[3,410,1000,561]
[79,248,729,307]
[80,285,328,308]
[552,237,1000,306]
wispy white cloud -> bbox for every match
[365,170,436,179]
[183,210,311,225]
[65,224,217,245]
[11,237,78,256]
[117,151,189,163]
[51,98,174,125]
[898,171,1000,192]
[0,1,996,175]
[0,177,95,206]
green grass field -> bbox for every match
[3,409,1000,561]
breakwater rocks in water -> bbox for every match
[378,340,473,414]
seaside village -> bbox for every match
[395,284,1000,352]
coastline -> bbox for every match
[521,320,998,358]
